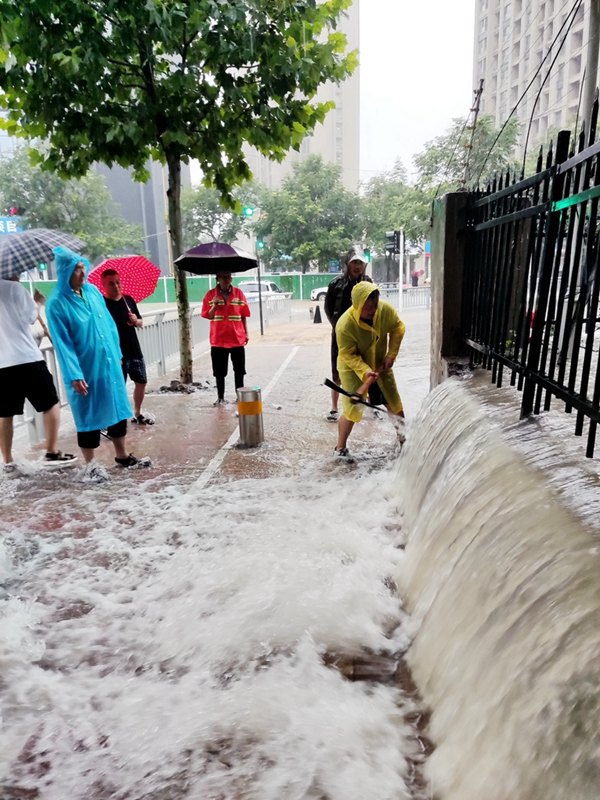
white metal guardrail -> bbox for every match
[16,296,293,444]
[381,286,431,310]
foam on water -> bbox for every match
[1,462,413,799]
[395,380,600,800]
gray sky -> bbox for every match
[360,0,475,182]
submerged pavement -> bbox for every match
[1,306,432,800]
[9,305,431,487]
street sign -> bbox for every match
[0,217,22,235]
[329,259,339,273]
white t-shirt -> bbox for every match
[0,279,43,369]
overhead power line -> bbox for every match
[476,0,584,185]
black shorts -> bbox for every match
[211,346,245,378]
[77,418,128,450]
[122,358,147,384]
[330,332,340,384]
[369,382,388,407]
[0,360,60,418]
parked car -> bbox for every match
[238,280,292,299]
[310,285,332,301]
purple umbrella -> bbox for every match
[174,242,257,275]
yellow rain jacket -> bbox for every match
[336,282,405,423]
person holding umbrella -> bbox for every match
[46,247,150,481]
[101,268,154,426]
[201,269,251,405]
[0,273,76,472]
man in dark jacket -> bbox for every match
[323,243,372,421]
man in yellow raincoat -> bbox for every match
[334,281,405,461]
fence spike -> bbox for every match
[536,146,544,173]
[589,94,599,147]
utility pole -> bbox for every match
[583,0,600,134]
[398,228,404,313]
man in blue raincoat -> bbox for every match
[46,247,149,479]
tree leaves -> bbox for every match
[254,154,362,272]
[0,144,144,260]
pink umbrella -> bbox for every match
[88,255,161,303]
[411,269,425,278]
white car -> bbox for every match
[238,280,292,299]
[310,285,332,302]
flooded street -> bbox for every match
[1,308,431,799]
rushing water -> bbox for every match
[0,456,415,800]
[396,380,600,800]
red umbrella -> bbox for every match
[88,255,161,303]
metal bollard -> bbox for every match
[236,387,264,446]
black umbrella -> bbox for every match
[175,241,257,275]
[0,229,86,279]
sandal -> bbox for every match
[44,451,77,463]
[132,414,155,425]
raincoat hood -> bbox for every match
[54,246,90,294]
[351,281,380,318]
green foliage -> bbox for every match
[0,145,143,260]
[414,113,520,193]
[0,0,357,379]
[362,159,430,251]
[253,154,363,272]
[181,184,253,250]
[0,0,357,207]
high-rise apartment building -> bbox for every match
[244,1,360,191]
[473,0,589,151]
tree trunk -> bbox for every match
[166,152,193,384]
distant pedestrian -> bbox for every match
[334,282,405,463]
[0,275,76,472]
[201,270,250,405]
[101,268,154,426]
[46,247,150,481]
[324,243,372,422]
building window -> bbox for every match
[478,58,487,76]
[479,36,487,54]
[570,55,582,76]
[480,0,488,11]
[479,17,488,34]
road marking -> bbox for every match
[191,346,299,491]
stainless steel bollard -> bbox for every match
[236,387,264,446]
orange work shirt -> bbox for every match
[201,286,251,348]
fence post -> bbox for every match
[521,130,571,418]
[430,192,469,389]
[155,311,167,377]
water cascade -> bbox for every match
[396,380,600,800]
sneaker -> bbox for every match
[81,461,110,483]
[43,451,78,469]
[2,462,19,475]
[326,409,340,422]
[333,447,355,464]
[213,398,226,406]
[115,454,152,468]
[391,417,406,444]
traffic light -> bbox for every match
[385,230,400,255]
[8,205,25,216]
[242,205,254,217]
[256,239,265,251]
[38,262,47,271]
[364,248,371,263]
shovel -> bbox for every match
[324,377,388,412]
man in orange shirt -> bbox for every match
[201,270,251,405]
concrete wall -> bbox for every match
[430,193,468,389]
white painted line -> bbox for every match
[191,346,299,491]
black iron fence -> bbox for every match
[463,98,600,457]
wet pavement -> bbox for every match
[9,305,431,491]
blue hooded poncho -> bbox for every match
[46,247,132,432]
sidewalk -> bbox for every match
[9,306,431,489]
